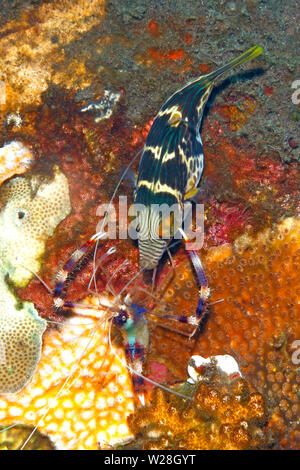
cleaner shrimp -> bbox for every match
[0,239,208,450]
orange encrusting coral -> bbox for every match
[193,217,300,449]
[140,218,299,449]
[0,0,105,109]
[0,297,135,450]
[201,123,299,245]
[128,369,271,450]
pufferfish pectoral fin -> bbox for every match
[117,164,137,193]
[126,167,138,190]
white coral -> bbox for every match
[0,166,71,393]
[187,354,242,384]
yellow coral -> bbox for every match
[0,166,70,393]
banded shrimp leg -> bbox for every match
[145,228,211,337]
[178,228,210,337]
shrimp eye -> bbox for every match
[113,309,128,328]
[120,309,128,323]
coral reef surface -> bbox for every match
[0,296,135,450]
[127,363,272,450]
[0,0,299,452]
[0,166,71,393]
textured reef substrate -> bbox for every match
[0,0,299,450]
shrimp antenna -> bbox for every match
[19,308,114,451]
[20,256,153,450]
[15,263,52,294]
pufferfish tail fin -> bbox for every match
[163,45,262,125]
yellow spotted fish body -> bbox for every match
[135,46,262,269]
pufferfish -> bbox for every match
[134,45,262,270]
